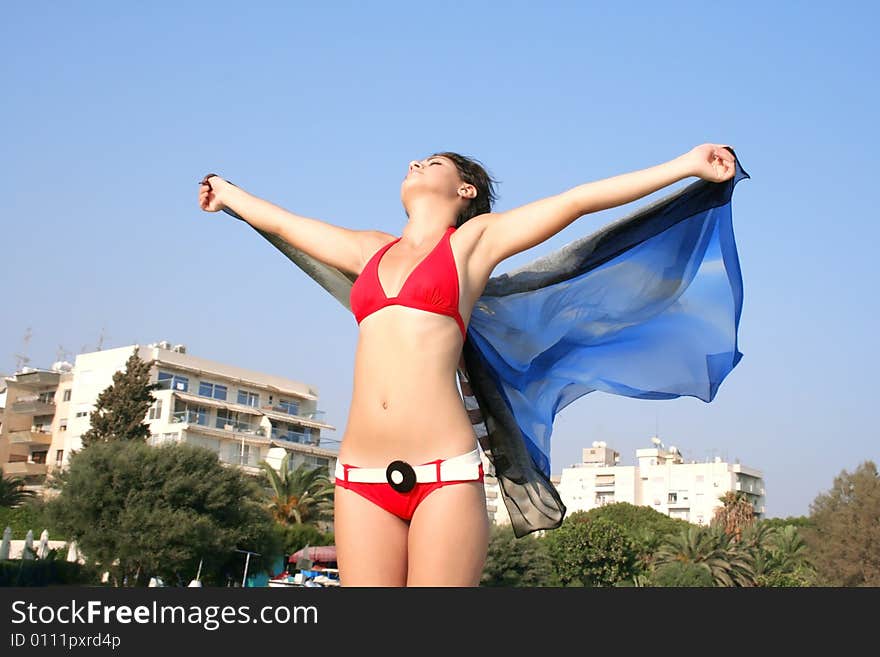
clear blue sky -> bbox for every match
[2,1,877,519]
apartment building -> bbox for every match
[556,439,765,525]
[482,454,511,526]
[0,340,337,487]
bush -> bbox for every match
[0,556,103,586]
[652,561,715,587]
[545,516,640,587]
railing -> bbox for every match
[8,430,53,445]
[171,410,266,436]
[219,452,262,469]
[4,462,48,476]
[270,428,312,444]
[263,405,327,422]
[10,398,56,414]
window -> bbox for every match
[75,411,89,418]
[595,474,615,486]
[63,389,71,402]
[148,399,163,420]
[32,451,48,464]
[237,443,259,467]
[190,405,208,426]
[55,449,64,466]
[158,371,189,392]
[38,391,55,404]
[59,420,68,432]
[668,492,678,504]
[278,399,299,415]
[237,390,259,407]
[199,381,228,400]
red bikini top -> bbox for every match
[350,225,467,340]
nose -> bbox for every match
[408,160,423,173]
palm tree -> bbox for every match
[0,467,37,507]
[258,453,334,525]
[655,525,756,587]
[753,523,815,584]
[712,491,755,542]
[741,522,778,579]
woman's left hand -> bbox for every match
[683,143,737,183]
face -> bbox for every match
[400,155,470,208]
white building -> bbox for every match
[555,438,765,525]
[0,340,337,486]
[481,454,511,526]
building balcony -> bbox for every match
[269,427,313,445]
[11,371,60,388]
[260,406,335,431]
[8,429,53,446]
[4,461,48,476]
[261,404,326,421]
[173,412,268,440]
[218,459,263,476]
[10,398,56,415]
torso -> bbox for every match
[339,219,495,467]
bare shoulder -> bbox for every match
[362,229,397,253]
[354,230,398,275]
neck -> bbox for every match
[401,199,458,245]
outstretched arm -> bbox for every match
[198,175,377,276]
[476,144,737,266]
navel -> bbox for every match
[382,400,388,410]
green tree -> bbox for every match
[47,441,279,587]
[744,522,814,587]
[652,561,715,587]
[80,348,160,447]
[545,514,640,587]
[480,523,558,587]
[258,453,334,525]
[582,502,691,540]
[804,460,880,586]
[0,498,55,538]
[0,467,37,507]
[275,523,334,559]
[580,502,692,575]
[760,515,813,530]
[655,525,755,587]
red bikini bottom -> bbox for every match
[334,450,485,521]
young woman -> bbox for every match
[198,144,737,586]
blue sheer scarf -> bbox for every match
[224,149,750,537]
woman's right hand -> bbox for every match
[198,174,227,212]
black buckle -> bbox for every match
[386,460,417,493]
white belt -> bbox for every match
[335,448,483,484]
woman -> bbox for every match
[198,144,737,586]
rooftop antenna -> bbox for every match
[96,325,111,351]
[14,326,33,371]
[55,344,72,362]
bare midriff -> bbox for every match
[339,305,477,468]
[338,224,494,468]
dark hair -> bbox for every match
[431,152,500,227]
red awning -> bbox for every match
[289,545,336,564]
